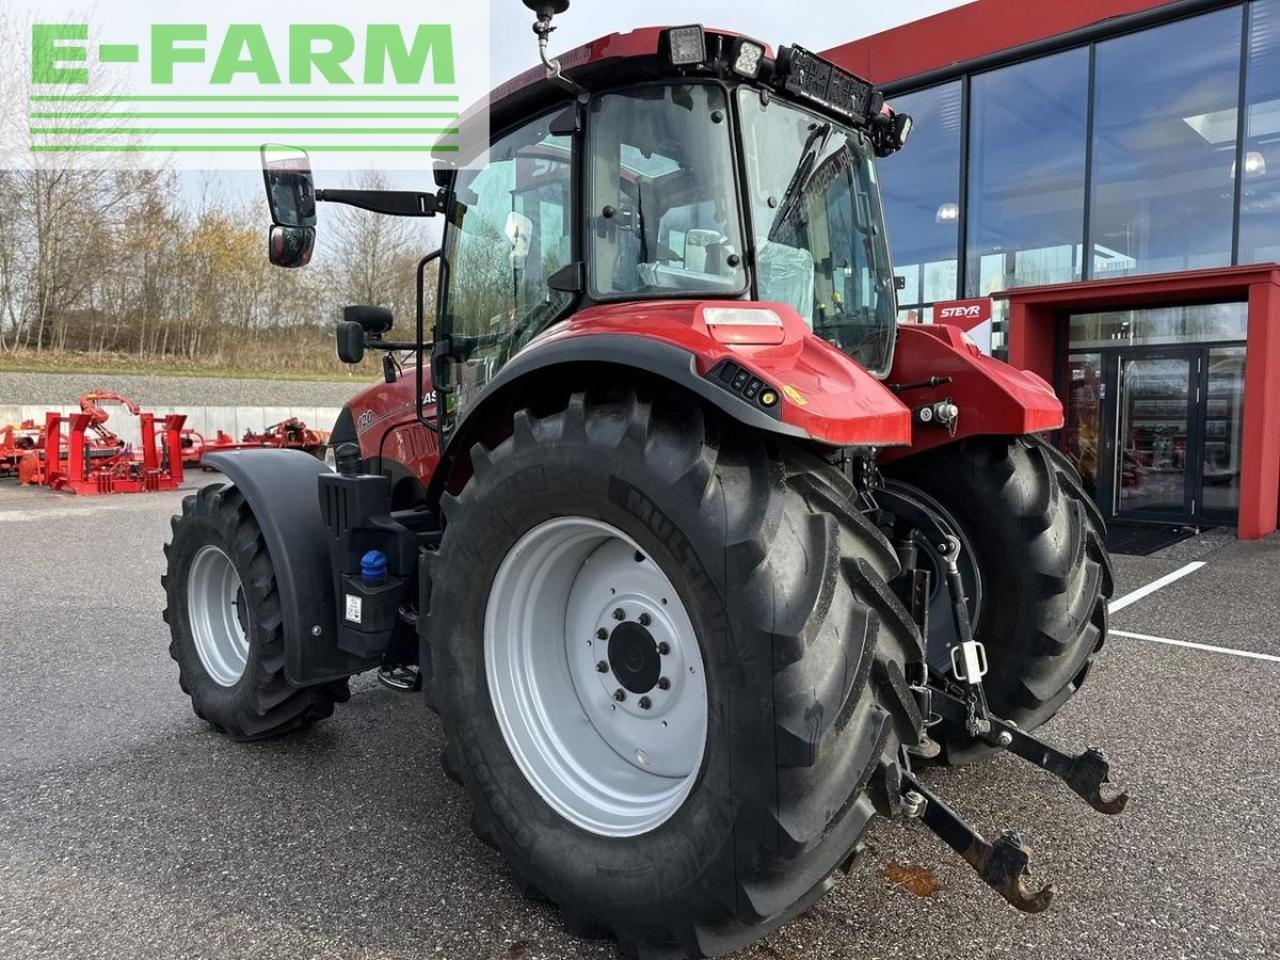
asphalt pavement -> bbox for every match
[1,478,1277,960]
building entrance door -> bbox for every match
[1062,342,1248,527]
[1112,349,1199,521]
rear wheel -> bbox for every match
[427,390,926,958]
[883,436,1113,763]
[163,483,348,740]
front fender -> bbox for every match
[204,449,375,685]
[881,324,1063,463]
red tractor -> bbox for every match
[163,5,1123,956]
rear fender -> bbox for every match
[431,300,912,498]
[881,324,1063,463]
[204,449,379,685]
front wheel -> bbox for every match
[883,436,1113,763]
[163,483,348,740]
[427,390,926,958]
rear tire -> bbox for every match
[163,483,348,740]
[884,436,1113,763]
[427,390,926,958]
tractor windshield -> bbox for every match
[737,89,898,375]
[588,84,747,299]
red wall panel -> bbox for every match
[822,0,1177,84]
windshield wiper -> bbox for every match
[767,122,832,242]
[635,180,650,264]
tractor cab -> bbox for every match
[259,7,914,440]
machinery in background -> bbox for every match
[0,419,42,478]
[180,417,329,467]
[13,391,187,495]
[2,392,329,492]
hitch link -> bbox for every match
[901,771,1055,913]
[932,688,1130,816]
[936,535,990,736]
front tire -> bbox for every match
[884,436,1113,763]
[163,483,348,740]
[427,390,926,958]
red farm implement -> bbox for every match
[0,419,42,478]
[180,417,329,466]
[16,391,186,495]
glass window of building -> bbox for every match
[966,48,1089,298]
[1089,9,1242,279]
[1067,302,1248,349]
[878,82,962,310]
[1240,0,1280,263]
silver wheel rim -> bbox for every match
[485,517,708,838]
[188,544,250,687]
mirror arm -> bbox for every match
[417,250,445,435]
[315,188,444,218]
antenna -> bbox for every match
[521,0,583,97]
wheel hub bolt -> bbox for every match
[657,641,671,655]
[595,628,608,640]
[612,608,625,621]
[638,696,652,710]
[996,730,1013,747]
[596,660,609,673]
[656,676,670,690]
[638,612,652,626]
[613,689,626,702]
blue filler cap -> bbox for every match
[361,550,388,584]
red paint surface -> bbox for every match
[345,300,919,488]
[821,0,1176,85]
[999,265,1280,540]
[881,323,1063,463]
[348,369,441,485]
[538,300,913,447]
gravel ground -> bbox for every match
[0,371,361,409]
[0,479,1277,960]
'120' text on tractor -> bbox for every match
[163,5,1125,956]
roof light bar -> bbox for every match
[666,25,706,66]
[776,45,877,125]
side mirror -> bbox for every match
[261,144,317,228]
[268,225,315,268]
[336,321,366,364]
[343,305,394,335]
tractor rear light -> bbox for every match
[731,39,766,78]
[704,306,782,327]
[703,306,785,345]
[666,25,706,66]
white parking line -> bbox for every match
[1111,629,1280,664]
[1108,561,1205,613]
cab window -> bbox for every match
[587,84,746,299]
[442,119,574,414]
